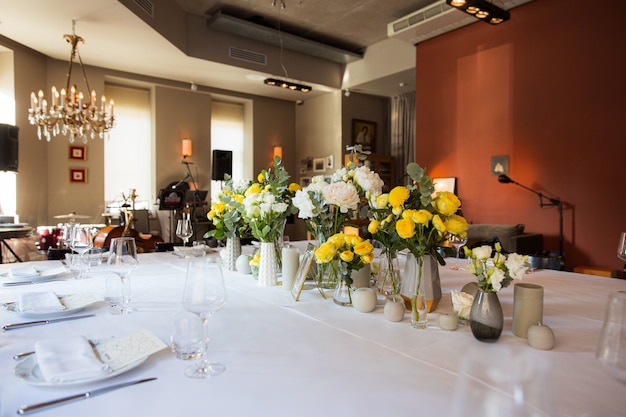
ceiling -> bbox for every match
[0,0,442,101]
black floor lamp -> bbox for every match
[498,175,564,269]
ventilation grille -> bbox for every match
[229,47,267,66]
[134,0,154,17]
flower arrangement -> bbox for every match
[464,242,530,292]
[292,145,383,240]
[242,157,300,243]
[314,232,375,303]
[204,175,249,241]
[367,163,468,326]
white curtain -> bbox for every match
[390,92,415,185]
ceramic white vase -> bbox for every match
[258,241,277,286]
[223,236,241,271]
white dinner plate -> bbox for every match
[6,294,100,318]
[14,354,148,387]
[3,263,69,283]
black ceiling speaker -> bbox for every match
[0,124,19,172]
[212,150,232,181]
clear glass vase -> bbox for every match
[469,289,504,342]
[222,236,241,271]
[410,255,428,329]
[258,241,277,286]
[333,273,353,306]
[377,250,402,296]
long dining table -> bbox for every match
[0,243,625,417]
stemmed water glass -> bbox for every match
[176,218,193,246]
[617,232,626,262]
[448,234,468,259]
[69,225,94,279]
[106,237,138,314]
[181,256,227,378]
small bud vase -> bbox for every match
[469,289,503,342]
[258,241,277,286]
[333,273,353,306]
[222,236,241,271]
[410,255,428,329]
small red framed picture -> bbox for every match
[69,145,86,160]
[70,168,87,183]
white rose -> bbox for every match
[332,168,348,182]
[293,190,315,219]
[451,290,474,320]
[353,166,384,195]
[272,202,288,214]
[322,182,359,213]
[505,253,529,280]
[472,245,492,261]
[489,268,506,292]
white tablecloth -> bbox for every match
[0,247,625,417]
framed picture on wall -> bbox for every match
[352,119,376,153]
[313,158,325,172]
[69,145,86,160]
[70,168,87,183]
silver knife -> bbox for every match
[2,314,95,331]
[17,377,157,414]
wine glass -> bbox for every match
[181,256,227,378]
[597,291,626,384]
[448,234,468,259]
[106,237,138,314]
[69,225,94,279]
[176,218,193,246]
[617,232,626,262]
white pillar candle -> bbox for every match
[281,247,300,291]
[384,295,405,322]
[352,287,377,313]
[438,312,459,331]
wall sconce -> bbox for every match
[273,146,283,159]
[446,0,510,25]
[182,138,192,158]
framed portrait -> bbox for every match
[291,243,317,301]
[69,145,86,160]
[491,155,509,176]
[313,157,325,172]
[352,119,376,152]
[70,168,87,183]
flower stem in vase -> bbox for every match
[411,256,428,329]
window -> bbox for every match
[103,85,152,214]
[0,48,16,217]
[210,101,244,201]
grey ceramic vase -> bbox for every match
[469,290,503,342]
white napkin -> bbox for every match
[35,336,110,383]
[8,266,38,278]
[18,292,65,313]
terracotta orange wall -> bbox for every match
[415,0,626,271]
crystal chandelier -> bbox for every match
[28,22,115,143]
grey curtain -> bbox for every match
[390,91,415,185]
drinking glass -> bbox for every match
[69,225,94,279]
[106,237,138,314]
[176,219,193,246]
[104,276,124,315]
[596,291,626,384]
[182,256,227,378]
[448,234,468,258]
[617,232,626,262]
[170,310,204,360]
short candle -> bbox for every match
[438,312,459,331]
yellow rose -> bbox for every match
[213,202,226,213]
[354,240,374,257]
[315,242,337,263]
[434,191,461,216]
[368,220,380,234]
[361,252,374,264]
[396,218,416,239]
[446,214,468,237]
[288,183,301,192]
[234,194,244,203]
[245,183,262,196]
[339,250,354,263]
[249,253,261,266]
[402,209,417,219]
[376,194,389,209]
[257,172,265,183]
[207,210,216,220]
[388,186,410,208]
[392,206,403,216]
[432,214,446,234]
[412,209,433,225]
[327,233,346,248]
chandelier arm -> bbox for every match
[75,48,93,97]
